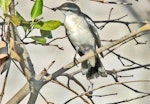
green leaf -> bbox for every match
[10,15,21,26]
[40,30,52,38]
[16,11,31,32]
[30,36,46,44]
[34,20,62,31]
[0,0,11,13]
[31,0,43,21]
[4,13,21,26]
[16,11,26,22]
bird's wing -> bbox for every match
[82,13,101,48]
[82,13,103,57]
[65,28,84,56]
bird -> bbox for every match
[52,2,107,79]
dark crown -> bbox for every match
[58,3,81,12]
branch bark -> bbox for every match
[6,20,150,104]
[49,23,150,81]
[6,83,30,104]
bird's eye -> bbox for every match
[66,9,70,12]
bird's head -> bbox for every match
[52,3,81,15]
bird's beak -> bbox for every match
[51,7,57,11]
[51,7,60,11]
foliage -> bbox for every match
[31,0,43,21]
[0,0,150,104]
[0,0,11,13]
[0,0,61,44]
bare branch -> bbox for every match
[116,64,150,73]
[111,75,150,95]
[3,1,150,103]
[0,67,10,103]
[65,80,150,103]
[52,80,91,104]
[93,93,117,97]
[90,0,132,5]
[108,94,150,104]
[48,36,67,44]
[9,0,35,81]
[6,83,30,104]
[47,24,150,81]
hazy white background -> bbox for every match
[0,0,150,104]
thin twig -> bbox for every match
[46,61,55,71]
[95,20,147,25]
[109,50,143,67]
[60,73,95,103]
[39,92,54,104]
[48,36,67,44]
[46,24,150,81]
[93,93,117,97]
[65,80,150,103]
[117,64,150,73]
[90,0,132,5]
[52,80,91,104]
[111,75,150,95]
[108,94,150,104]
[0,66,10,103]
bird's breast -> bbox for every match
[64,14,95,52]
[64,14,87,32]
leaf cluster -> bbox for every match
[0,0,62,73]
[0,0,62,44]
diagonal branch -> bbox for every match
[64,80,150,103]
[108,94,150,104]
[6,23,150,103]
[9,0,35,80]
[48,24,150,81]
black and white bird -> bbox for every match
[52,3,107,79]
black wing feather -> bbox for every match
[82,13,103,57]
[65,29,84,56]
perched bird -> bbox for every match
[52,2,107,79]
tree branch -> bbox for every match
[6,22,150,103]
[47,24,150,81]
[6,83,30,104]
[65,80,150,103]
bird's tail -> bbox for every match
[82,55,107,79]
